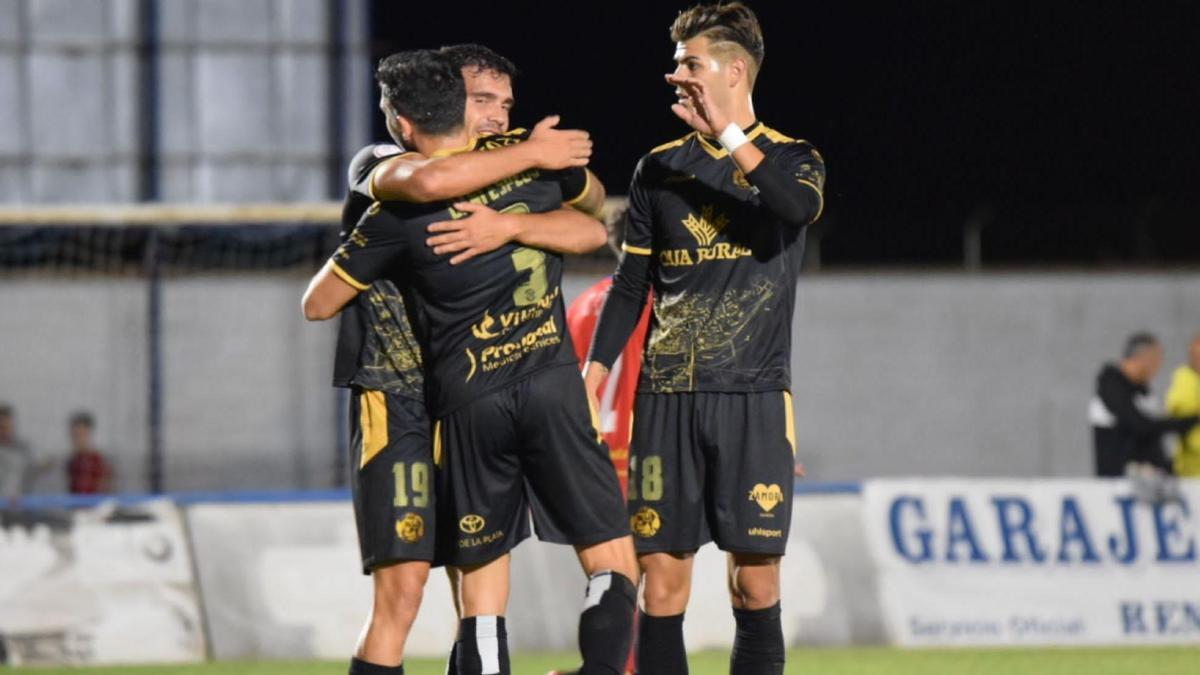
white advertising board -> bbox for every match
[0,500,206,666]
[862,479,1200,646]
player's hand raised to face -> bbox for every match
[665,73,730,137]
[527,115,592,170]
[426,202,518,265]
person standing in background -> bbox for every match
[1090,333,1199,477]
[1167,334,1200,477]
[0,404,34,500]
[65,411,112,495]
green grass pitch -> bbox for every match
[10,647,1200,675]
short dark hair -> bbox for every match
[670,2,765,87]
[1123,332,1160,359]
[440,43,518,79]
[375,49,466,136]
[69,411,95,429]
[0,403,12,418]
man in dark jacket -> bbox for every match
[1090,333,1199,477]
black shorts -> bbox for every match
[432,364,629,567]
[627,390,796,556]
[350,389,436,573]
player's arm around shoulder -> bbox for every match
[423,169,608,265]
[564,168,607,219]
[303,206,405,321]
[369,115,593,203]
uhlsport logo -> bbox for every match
[395,513,424,543]
[749,483,784,513]
[631,506,662,538]
[459,514,486,534]
[682,205,730,247]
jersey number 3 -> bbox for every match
[510,247,548,307]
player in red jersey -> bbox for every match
[567,256,652,495]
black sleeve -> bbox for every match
[588,252,652,368]
[744,141,826,225]
[347,143,410,199]
[587,159,655,367]
[555,166,591,205]
[1098,374,1200,437]
[328,207,409,290]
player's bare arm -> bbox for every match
[567,169,607,219]
[425,203,606,265]
[369,115,592,202]
[301,262,362,321]
[581,361,610,414]
[424,170,607,264]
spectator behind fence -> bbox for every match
[0,404,34,499]
[65,411,112,494]
[1166,334,1200,477]
[1090,333,1200,477]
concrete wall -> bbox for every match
[788,272,1200,480]
[0,0,370,204]
[1,271,1197,493]
[0,273,339,493]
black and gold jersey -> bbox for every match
[623,122,825,394]
[329,136,589,417]
[332,143,425,400]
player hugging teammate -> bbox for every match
[304,3,823,675]
[305,46,637,675]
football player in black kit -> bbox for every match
[583,4,826,674]
[305,50,637,675]
[318,45,610,675]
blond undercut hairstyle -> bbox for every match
[670,2,765,89]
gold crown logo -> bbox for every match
[682,205,730,247]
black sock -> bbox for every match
[453,615,510,675]
[730,602,785,675]
[576,571,638,675]
[446,640,458,675]
[349,656,404,675]
[636,610,687,675]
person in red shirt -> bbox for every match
[568,275,651,497]
[66,412,112,494]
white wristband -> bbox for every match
[717,123,749,153]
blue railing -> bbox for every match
[6,480,861,511]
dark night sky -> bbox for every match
[368,1,1200,266]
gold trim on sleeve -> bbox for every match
[796,179,825,223]
[367,152,421,200]
[621,243,653,256]
[564,170,592,206]
[330,262,370,291]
